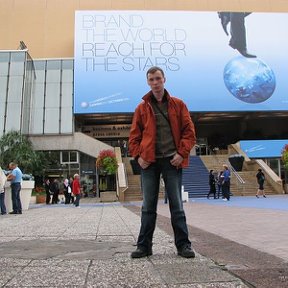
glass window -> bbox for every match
[61,151,79,163]
[7,76,23,102]
[10,52,25,76]
[0,52,9,62]
[0,53,9,76]
[34,60,46,70]
[33,83,45,107]
[45,83,60,108]
[46,68,60,83]
[0,62,9,76]
[46,60,61,83]
[6,103,21,131]
[62,59,73,70]
[62,151,69,162]
[266,158,281,177]
[0,100,5,133]
[61,83,73,107]
[70,151,78,162]
[34,67,46,83]
[10,52,25,62]
[60,82,73,133]
[62,59,74,83]
[47,60,61,70]
[62,69,73,83]
[30,107,44,134]
[60,107,73,133]
[0,76,8,103]
[44,108,60,134]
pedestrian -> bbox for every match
[72,174,81,207]
[207,170,216,199]
[44,178,51,204]
[222,164,231,201]
[216,171,223,199]
[69,176,74,203]
[129,66,196,258]
[7,162,23,214]
[256,168,266,198]
[122,140,128,157]
[50,179,59,204]
[0,166,7,215]
[63,178,71,204]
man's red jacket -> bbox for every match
[129,89,196,168]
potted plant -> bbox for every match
[32,186,46,204]
[96,150,118,193]
[0,131,47,210]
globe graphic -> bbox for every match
[223,57,276,103]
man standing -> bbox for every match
[221,164,231,201]
[7,162,23,214]
[129,66,196,258]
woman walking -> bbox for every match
[256,169,266,198]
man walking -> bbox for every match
[7,162,23,214]
[129,66,196,258]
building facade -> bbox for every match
[1,0,288,185]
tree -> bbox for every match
[282,144,288,172]
[0,131,47,175]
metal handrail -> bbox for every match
[227,162,245,184]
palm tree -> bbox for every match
[0,131,47,175]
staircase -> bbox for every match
[122,158,142,201]
[122,158,165,202]
[182,156,210,198]
[201,155,278,196]
[236,171,276,196]
[122,153,281,201]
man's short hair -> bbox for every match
[146,66,165,78]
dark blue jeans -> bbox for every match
[11,183,22,213]
[74,194,80,207]
[0,192,7,214]
[222,181,230,200]
[137,157,191,251]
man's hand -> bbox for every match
[138,157,151,169]
[170,153,183,167]
[6,173,14,181]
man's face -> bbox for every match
[147,70,165,94]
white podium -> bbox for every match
[4,181,35,212]
[181,185,189,202]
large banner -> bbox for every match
[240,140,288,158]
[74,11,288,113]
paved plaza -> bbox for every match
[0,196,287,287]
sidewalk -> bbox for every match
[0,200,248,287]
[156,195,288,288]
[157,195,288,261]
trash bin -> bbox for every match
[228,154,244,171]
